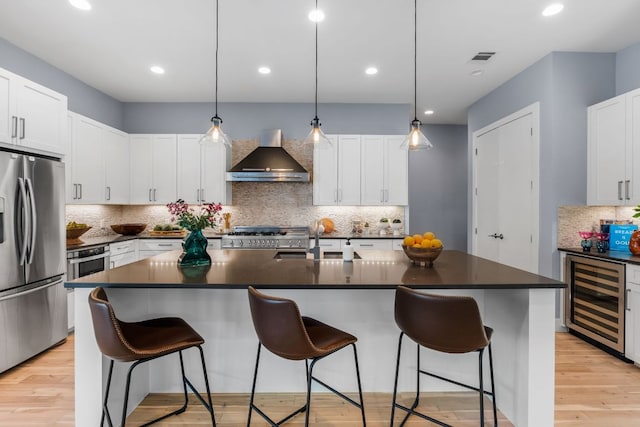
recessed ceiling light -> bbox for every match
[424,110,435,115]
[308,9,325,22]
[258,66,271,75]
[542,3,564,16]
[471,70,484,76]
[150,65,165,75]
[69,0,92,11]
[365,67,378,75]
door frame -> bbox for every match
[471,102,540,273]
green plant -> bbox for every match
[392,219,402,224]
[634,206,640,218]
[167,199,223,231]
[380,218,389,223]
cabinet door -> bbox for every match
[151,135,177,204]
[104,128,129,204]
[202,141,229,204]
[313,135,339,205]
[177,134,202,204]
[588,95,627,205]
[337,135,361,205]
[129,135,154,204]
[628,89,640,205]
[349,239,392,251]
[15,77,67,154]
[0,68,16,145]
[385,136,408,205]
[71,114,104,203]
[626,282,640,364]
[361,135,385,205]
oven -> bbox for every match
[564,254,625,355]
[66,244,111,280]
[221,226,310,250]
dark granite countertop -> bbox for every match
[65,249,565,290]
[558,247,640,265]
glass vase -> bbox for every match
[178,229,211,266]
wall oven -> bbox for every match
[66,244,111,280]
[564,254,625,355]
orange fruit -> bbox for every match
[412,244,422,248]
[421,239,432,248]
[403,236,415,246]
[412,234,424,244]
[423,231,435,240]
[320,218,335,233]
[431,238,443,248]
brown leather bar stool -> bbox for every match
[247,286,366,427]
[390,286,497,427]
[88,287,216,427]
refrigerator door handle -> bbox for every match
[0,196,4,243]
[25,177,37,264]
[16,178,29,266]
[0,279,61,303]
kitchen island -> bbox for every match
[66,249,564,426]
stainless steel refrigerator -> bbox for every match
[0,146,67,374]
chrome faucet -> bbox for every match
[308,220,321,261]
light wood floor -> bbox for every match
[1,333,640,426]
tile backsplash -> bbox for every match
[557,205,637,248]
[66,139,406,238]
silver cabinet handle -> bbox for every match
[338,189,342,203]
[157,243,175,247]
[197,189,200,202]
[11,116,17,138]
[149,189,152,202]
[627,288,631,311]
[380,189,384,203]
[200,188,205,202]
[626,180,631,200]
[334,190,338,203]
[385,189,389,203]
[359,243,374,247]
[618,181,624,200]
[106,186,111,201]
[19,117,25,139]
[153,188,157,201]
[73,183,77,200]
[78,183,82,200]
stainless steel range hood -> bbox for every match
[226,129,310,182]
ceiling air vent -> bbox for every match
[471,52,496,61]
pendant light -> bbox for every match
[303,0,331,147]
[401,0,433,151]
[200,0,231,147]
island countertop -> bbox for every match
[65,249,564,290]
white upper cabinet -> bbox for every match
[361,135,408,205]
[67,112,130,204]
[130,134,177,204]
[313,135,361,205]
[0,67,67,155]
[588,88,640,205]
[177,135,231,205]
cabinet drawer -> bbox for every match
[309,239,341,250]
[350,239,392,250]
[392,239,404,251]
[628,264,640,285]
[109,240,137,256]
[207,239,221,250]
[138,239,183,251]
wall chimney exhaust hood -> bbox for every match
[226,129,310,182]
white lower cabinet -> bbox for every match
[309,239,342,250]
[349,239,393,251]
[138,239,183,260]
[626,264,640,364]
[109,240,138,268]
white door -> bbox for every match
[628,89,640,204]
[201,141,227,204]
[129,135,154,204]
[0,69,15,145]
[313,135,339,205]
[72,115,104,204]
[361,135,384,205]
[177,134,202,204]
[473,105,539,273]
[384,135,408,205]
[104,128,129,204]
[151,134,177,204]
[337,135,361,205]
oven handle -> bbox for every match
[68,251,111,264]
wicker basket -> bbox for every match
[401,245,443,267]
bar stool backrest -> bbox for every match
[88,287,137,362]
[248,286,317,360]
[394,286,489,354]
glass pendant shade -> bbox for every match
[401,119,433,151]
[200,116,231,147]
[303,118,332,147]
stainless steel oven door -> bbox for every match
[67,248,110,280]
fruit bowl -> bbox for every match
[66,226,92,244]
[401,245,443,267]
[110,223,147,236]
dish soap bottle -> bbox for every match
[343,239,354,262]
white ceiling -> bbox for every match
[1,0,640,124]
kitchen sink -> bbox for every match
[273,251,361,259]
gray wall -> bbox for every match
[616,42,640,95]
[122,102,411,138]
[409,124,468,251]
[467,52,616,279]
[0,37,124,129]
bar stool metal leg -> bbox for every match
[352,344,367,426]
[102,359,115,427]
[479,348,485,426]
[489,343,497,426]
[390,332,404,426]
[197,346,217,427]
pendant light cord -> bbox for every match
[314,0,319,120]
[413,0,418,122]
[214,0,220,119]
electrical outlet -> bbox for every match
[100,219,105,229]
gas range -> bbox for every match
[221,226,310,249]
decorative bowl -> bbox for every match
[66,226,92,244]
[110,223,147,236]
[401,245,443,267]
[578,231,594,239]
